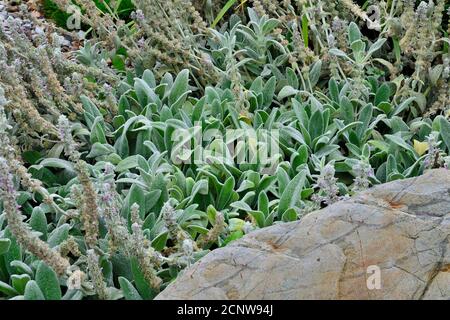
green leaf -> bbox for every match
[3,228,22,276]
[24,280,45,300]
[0,280,19,296]
[112,54,126,71]
[222,230,244,246]
[35,261,61,300]
[142,69,156,88]
[217,176,235,210]
[0,238,11,255]
[10,261,33,277]
[348,22,361,44]
[281,208,297,222]
[392,37,401,63]
[366,38,386,57]
[278,86,299,100]
[145,190,162,212]
[22,150,42,165]
[47,224,70,248]
[278,170,307,218]
[386,154,397,175]
[340,96,354,125]
[230,201,252,212]
[62,289,84,300]
[36,158,75,174]
[262,18,280,34]
[211,0,238,28]
[125,183,146,220]
[385,134,416,156]
[301,188,314,199]
[315,145,340,158]
[11,274,31,294]
[88,142,115,159]
[248,210,265,228]
[308,110,324,140]
[118,277,143,300]
[187,225,209,235]
[374,83,390,106]
[439,118,450,152]
[115,155,141,172]
[329,48,351,60]
[30,208,48,241]
[89,116,107,145]
[169,69,190,107]
[377,102,392,114]
[329,78,340,102]
[351,39,366,60]
[134,78,156,106]
[309,60,322,88]
[301,14,309,48]
[258,192,269,216]
[130,257,154,300]
[392,97,416,116]
[262,76,276,107]
[151,231,169,251]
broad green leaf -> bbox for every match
[366,38,386,58]
[309,60,322,88]
[11,274,31,294]
[131,257,153,300]
[118,277,143,300]
[281,208,297,222]
[329,48,350,60]
[169,69,190,107]
[10,261,33,277]
[151,231,169,251]
[262,76,276,107]
[35,261,61,300]
[47,224,70,248]
[0,280,19,296]
[248,210,265,228]
[308,110,324,140]
[374,83,390,106]
[3,228,22,276]
[385,134,416,156]
[340,96,354,125]
[115,155,142,172]
[24,280,45,300]
[90,116,107,144]
[439,118,450,152]
[0,239,11,255]
[30,208,48,241]
[222,230,244,246]
[278,170,307,218]
[348,22,361,44]
[278,86,298,100]
[258,192,269,216]
[392,97,416,116]
[217,176,235,210]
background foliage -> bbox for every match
[0,0,449,300]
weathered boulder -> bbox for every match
[156,169,450,300]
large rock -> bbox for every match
[156,169,450,300]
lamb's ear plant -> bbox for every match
[0,0,449,300]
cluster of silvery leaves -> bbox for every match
[1,7,450,300]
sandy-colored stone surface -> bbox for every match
[156,169,450,300]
